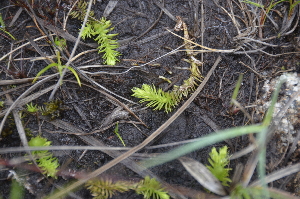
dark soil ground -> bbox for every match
[0,0,300,198]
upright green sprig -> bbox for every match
[26,102,39,113]
[113,122,126,146]
[28,136,59,178]
[132,84,179,113]
[70,0,121,65]
[82,17,121,65]
[206,146,232,187]
[136,176,170,199]
[131,62,203,113]
[69,0,95,21]
[32,48,81,86]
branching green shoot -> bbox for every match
[132,84,179,113]
[70,0,121,65]
[206,146,232,187]
[136,176,170,199]
[26,102,39,113]
[28,136,59,178]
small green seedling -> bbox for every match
[132,84,179,113]
[243,0,300,24]
[206,146,232,187]
[0,13,16,40]
[230,73,243,106]
[26,102,39,113]
[113,122,126,146]
[32,50,81,86]
[70,1,121,65]
[136,176,170,199]
[54,37,67,50]
[28,136,59,178]
[40,99,64,120]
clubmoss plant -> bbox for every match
[40,99,63,120]
[85,176,169,199]
[136,176,170,199]
[131,61,203,113]
[86,179,130,199]
[28,136,59,178]
[230,184,288,199]
[206,146,232,187]
[131,84,179,113]
[70,0,121,65]
[26,102,39,113]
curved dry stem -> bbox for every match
[0,34,55,62]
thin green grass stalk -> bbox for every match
[230,73,243,106]
[0,13,16,40]
[262,79,284,126]
[242,0,282,25]
[9,179,24,199]
[141,125,265,168]
[242,0,264,8]
[256,79,284,198]
[289,0,300,15]
[113,122,126,146]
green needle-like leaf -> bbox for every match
[32,63,58,83]
[64,66,82,87]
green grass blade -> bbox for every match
[0,14,16,40]
[9,179,24,199]
[65,66,82,86]
[256,78,284,198]
[32,63,58,83]
[141,125,265,168]
[113,122,126,146]
[242,0,264,8]
[0,14,5,28]
[257,128,269,198]
[230,73,243,106]
[262,79,284,126]
[0,28,16,40]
